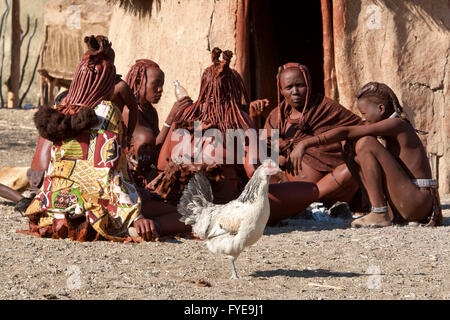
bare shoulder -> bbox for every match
[114,80,131,95]
[385,117,413,133]
[369,117,410,136]
[370,118,423,147]
[112,80,126,99]
[115,79,127,88]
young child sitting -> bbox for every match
[287,82,442,227]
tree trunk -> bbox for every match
[8,0,20,109]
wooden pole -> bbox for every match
[38,25,47,107]
[8,0,20,108]
[235,0,251,101]
[321,0,337,100]
[332,0,348,106]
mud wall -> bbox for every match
[334,0,449,197]
[108,0,239,125]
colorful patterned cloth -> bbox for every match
[24,101,141,241]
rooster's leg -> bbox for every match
[230,259,239,279]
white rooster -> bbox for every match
[178,159,280,279]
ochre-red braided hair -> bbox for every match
[56,35,116,115]
[33,35,117,142]
[356,82,427,134]
[125,59,161,103]
[175,47,250,134]
[356,82,406,120]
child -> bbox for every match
[288,82,442,227]
[122,59,193,189]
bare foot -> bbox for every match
[351,211,392,228]
[352,212,367,218]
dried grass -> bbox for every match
[105,0,161,17]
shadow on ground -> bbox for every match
[250,268,363,279]
[264,218,351,235]
[0,201,15,207]
[0,141,36,150]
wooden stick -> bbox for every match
[332,0,347,104]
[8,0,20,109]
[235,0,251,98]
[0,0,11,108]
[320,0,338,100]
[18,18,38,107]
[308,282,344,290]
[20,14,29,45]
[38,25,48,107]
[19,53,40,108]
[19,16,36,89]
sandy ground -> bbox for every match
[0,108,448,300]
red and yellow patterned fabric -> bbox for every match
[24,101,141,241]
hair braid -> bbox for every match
[174,47,250,135]
[57,36,116,115]
[125,59,161,103]
[356,82,408,121]
[356,82,427,134]
[34,35,117,142]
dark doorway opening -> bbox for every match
[249,0,324,115]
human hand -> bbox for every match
[287,143,305,176]
[27,168,45,189]
[167,96,193,123]
[133,218,160,241]
[249,99,269,117]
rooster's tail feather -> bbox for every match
[178,172,214,225]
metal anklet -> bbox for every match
[372,206,388,213]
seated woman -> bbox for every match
[23,35,189,242]
[25,71,139,201]
[288,82,442,227]
[121,59,192,188]
[261,63,367,220]
[154,49,319,225]
[155,48,256,204]
[26,68,140,191]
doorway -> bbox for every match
[249,0,324,114]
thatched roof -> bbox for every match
[105,0,160,17]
